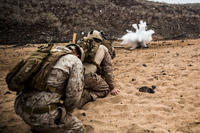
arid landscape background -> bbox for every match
[0,0,200,44]
[0,0,200,133]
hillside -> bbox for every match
[0,0,200,45]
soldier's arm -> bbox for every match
[101,49,120,95]
[63,55,84,112]
[99,46,115,90]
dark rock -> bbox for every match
[138,86,155,94]
[187,43,194,46]
[143,64,147,67]
[82,112,86,116]
[4,91,11,95]
[151,85,156,89]
[132,78,136,81]
[162,73,167,75]
[153,76,158,80]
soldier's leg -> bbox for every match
[84,72,110,100]
[31,109,84,133]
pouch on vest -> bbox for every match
[102,39,115,59]
[30,50,72,93]
[78,38,115,60]
[78,39,100,63]
[6,44,54,92]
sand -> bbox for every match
[0,39,200,133]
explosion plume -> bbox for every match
[121,21,155,50]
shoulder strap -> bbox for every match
[29,51,72,93]
[78,39,100,63]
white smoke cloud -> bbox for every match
[121,20,154,50]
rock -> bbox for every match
[132,78,136,81]
[138,86,155,94]
[152,85,156,89]
[143,64,147,67]
[4,91,11,95]
[82,112,86,116]
[162,72,167,75]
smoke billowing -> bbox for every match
[121,21,154,50]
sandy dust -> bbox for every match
[0,39,200,133]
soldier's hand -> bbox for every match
[110,88,120,95]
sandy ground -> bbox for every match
[0,39,200,133]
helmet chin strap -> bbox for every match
[73,50,80,59]
[69,47,81,60]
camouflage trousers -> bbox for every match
[14,93,84,133]
[84,73,110,100]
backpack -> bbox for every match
[77,38,115,63]
[101,39,116,59]
[77,38,100,63]
[29,50,72,94]
[6,44,54,92]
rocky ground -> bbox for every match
[0,0,200,45]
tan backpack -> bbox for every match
[77,38,115,64]
[77,38,100,63]
[101,39,116,59]
[6,44,54,92]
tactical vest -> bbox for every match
[29,51,71,94]
[77,38,115,63]
[6,44,53,92]
[77,39,100,63]
[6,44,71,94]
[102,39,115,59]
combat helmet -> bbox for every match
[87,30,103,42]
[66,44,85,62]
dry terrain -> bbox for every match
[0,39,200,133]
[0,0,200,44]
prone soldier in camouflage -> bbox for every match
[14,44,85,133]
[77,30,120,108]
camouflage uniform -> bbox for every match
[14,49,84,133]
[84,45,115,100]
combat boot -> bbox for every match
[77,89,93,109]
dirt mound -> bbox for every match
[0,0,200,45]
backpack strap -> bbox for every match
[78,38,100,64]
[30,51,72,94]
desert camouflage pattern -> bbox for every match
[15,53,84,133]
[84,45,115,100]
